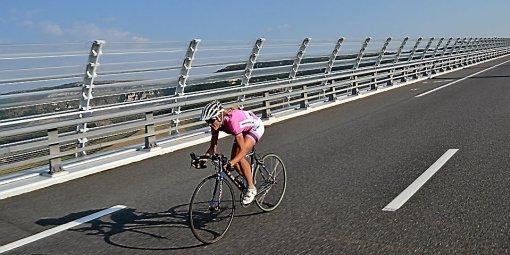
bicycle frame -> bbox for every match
[191,147,272,208]
[209,147,262,192]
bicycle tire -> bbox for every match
[189,175,235,244]
[253,153,287,212]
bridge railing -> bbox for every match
[1,37,509,176]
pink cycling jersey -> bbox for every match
[213,109,264,142]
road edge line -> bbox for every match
[0,205,126,254]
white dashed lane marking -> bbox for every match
[383,149,458,211]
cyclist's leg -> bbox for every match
[241,121,264,189]
[230,141,243,176]
[238,136,256,189]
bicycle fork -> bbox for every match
[209,174,224,211]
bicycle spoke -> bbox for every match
[189,176,235,244]
[254,154,287,212]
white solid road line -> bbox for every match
[382,149,459,212]
[0,205,126,254]
[415,58,510,97]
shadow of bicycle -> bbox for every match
[35,203,266,251]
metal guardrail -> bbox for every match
[1,37,509,176]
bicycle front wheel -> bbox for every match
[254,154,287,212]
[189,175,235,244]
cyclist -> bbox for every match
[199,100,265,205]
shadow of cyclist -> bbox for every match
[35,202,266,251]
[36,203,204,251]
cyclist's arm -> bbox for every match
[206,129,219,155]
[230,133,249,165]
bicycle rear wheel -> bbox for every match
[253,154,287,212]
[189,175,235,244]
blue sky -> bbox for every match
[1,0,509,43]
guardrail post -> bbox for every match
[446,38,460,70]
[486,38,494,59]
[478,38,488,61]
[486,38,493,58]
[462,38,473,54]
[477,38,486,62]
[492,38,499,57]
[286,38,310,108]
[323,37,344,101]
[467,37,480,65]
[476,37,487,59]
[351,37,370,95]
[170,39,200,135]
[495,38,503,56]
[431,38,445,58]
[371,37,391,90]
[414,37,434,78]
[76,40,105,157]
[427,37,444,76]
[401,37,422,82]
[436,37,453,72]
[450,38,461,55]
[453,37,467,68]
[144,111,157,149]
[494,38,501,56]
[489,38,497,58]
[467,38,479,64]
[261,91,272,119]
[460,38,473,66]
[420,37,435,60]
[47,128,64,175]
[238,38,265,108]
[387,37,408,86]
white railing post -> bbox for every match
[170,39,200,135]
[460,38,473,66]
[289,38,311,79]
[489,37,497,57]
[402,37,422,82]
[420,37,435,60]
[323,37,345,101]
[478,38,487,60]
[478,38,488,61]
[387,37,408,85]
[371,37,391,90]
[238,38,265,108]
[440,37,453,57]
[453,37,467,67]
[76,40,105,157]
[351,37,371,95]
[467,38,479,64]
[431,38,445,58]
[428,37,444,76]
[414,37,434,78]
[446,38,460,69]
[286,38,310,108]
[436,37,453,72]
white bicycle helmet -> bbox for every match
[200,100,224,121]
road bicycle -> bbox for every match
[188,148,286,244]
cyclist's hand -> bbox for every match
[191,155,208,169]
[223,160,233,171]
[192,159,207,169]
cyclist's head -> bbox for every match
[200,100,224,124]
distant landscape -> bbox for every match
[0,51,394,121]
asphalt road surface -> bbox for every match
[1,55,509,254]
